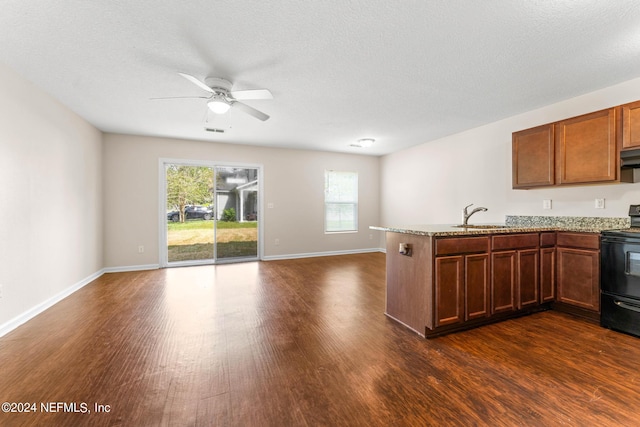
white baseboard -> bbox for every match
[262,248,383,261]
[0,269,105,338]
[103,264,160,273]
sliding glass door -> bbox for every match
[214,166,259,261]
[161,161,261,266]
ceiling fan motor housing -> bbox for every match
[204,77,233,94]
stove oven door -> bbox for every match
[601,233,640,298]
[601,232,640,337]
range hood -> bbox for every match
[621,149,640,183]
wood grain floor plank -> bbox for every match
[2,253,640,426]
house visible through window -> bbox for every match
[325,170,358,232]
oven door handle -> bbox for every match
[615,300,640,313]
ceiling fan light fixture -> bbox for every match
[207,97,232,114]
[351,138,375,148]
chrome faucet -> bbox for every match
[462,204,488,225]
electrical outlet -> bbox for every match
[274,238,280,246]
[0,284,3,299]
[138,245,144,253]
[543,199,552,210]
[595,198,605,209]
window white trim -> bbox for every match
[324,170,358,233]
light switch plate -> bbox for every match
[595,198,605,209]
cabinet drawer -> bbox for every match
[492,233,539,251]
[540,232,556,247]
[435,236,489,256]
[556,232,600,250]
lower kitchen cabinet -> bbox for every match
[491,233,540,314]
[540,246,556,303]
[555,232,600,316]
[434,256,464,327]
[384,232,433,335]
[517,249,540,309]
[465,254,490,320]
[491,251,516,314]
[539,231,556,303]
[434,238,489,328]
[556,248,600,311]
[491,249,540,313]
[434,233,545,334]
[383,229,600,338]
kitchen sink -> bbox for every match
[452,224,509,229]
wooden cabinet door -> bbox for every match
[491,251,516,314]
[434,256,464,327]
[540,247,556,303]
[518,249,539,309]
[512,124,555,188]
[465,253,489,321]
[555,108,618,185]
[556,247,600,312]
[622,100,640,149]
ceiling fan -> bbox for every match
[154,73,273,122]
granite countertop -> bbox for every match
[369,224,557,237]
[370,215,631,237]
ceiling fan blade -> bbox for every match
[150,96,209,100]
[230,89,273,100]
[232,101,270,121]
[178,73,214,93]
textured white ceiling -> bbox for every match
[1,1,640,155]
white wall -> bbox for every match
[0,63,103,332]
[7,57,640,332]
[380,77,640,229]
[102,133,380,268]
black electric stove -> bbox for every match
[601,205,640,337]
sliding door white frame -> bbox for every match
[158,158,264,268]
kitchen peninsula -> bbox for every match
[371,216,628,337]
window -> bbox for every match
[324,170,358,232]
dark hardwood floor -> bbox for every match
[1,252,640,426]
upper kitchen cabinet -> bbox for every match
[555,108,619,185]
[622,100,640,149]
[512,124,554,188]
[512,105,630,189]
